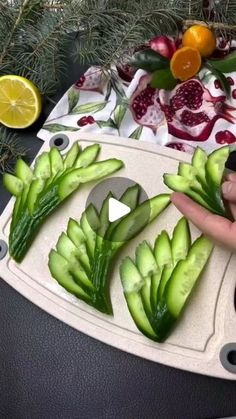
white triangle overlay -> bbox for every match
[108,197,131,223]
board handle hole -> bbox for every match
[0,240,8,260]
[49,134,69,151]
[227,350,236,366]
[220,343,236,373]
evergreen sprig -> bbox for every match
[0,128,27,175]
[1,1,236,97]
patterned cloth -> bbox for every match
[38,64,236,155]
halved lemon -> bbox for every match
[0,75,42,129]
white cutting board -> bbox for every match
[0,133,236,380]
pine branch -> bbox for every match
[0,128,27,175]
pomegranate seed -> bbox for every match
[232,89,236,99]
[75,75,85,88]
[77,116,95,127]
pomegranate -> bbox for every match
[233,89,236,99]
[149,35,176,59]
[117,64,136,83]
[159,78,236,142]
[215,130,236,144]
[130,74,165,133]
[75,67,107,94]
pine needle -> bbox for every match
[0,1,236,96]
[0,128,27,175]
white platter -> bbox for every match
[0,133,236,380]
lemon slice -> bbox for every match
[0,75,42,129]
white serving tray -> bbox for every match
[1,133,236,380]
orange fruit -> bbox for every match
[170,47,202,81]
[182,25,216,58]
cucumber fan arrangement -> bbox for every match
[1,133,236,379]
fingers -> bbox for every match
[171,192,236,250]
[226,172,236,183]
[222,181,236,203]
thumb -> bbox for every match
[222,181,236,203]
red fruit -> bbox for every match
[215,130,236,144]
[75,67,107,94]
[77,116,95,127]
[149,35,176,59]
[159,78,236,141]
[130,74,165,133]
[166,142,195,154]
[232,89,236,99]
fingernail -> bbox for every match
[222,182,232,195]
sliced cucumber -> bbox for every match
[206,146,229,188]
[120,257,144,293]
[96,192,112,251]
[34,152,51,180]
[56,232,90,274]
[150,270,162,312]
[140,277,152,317]
[27,178,45,214]
[15,159,33,185]
[111,194,170,245]
[3,174,24,196]
[157,264,174,300]
[166,236,213,318]
[136,241,158,278]
[191,147,208,185]
[58,159,124,200]
[63,142,80,169]
[74,144,100,168]
[171,217,191,265]
[154,231,172,268]
[67,218,86,247]
[48,250,91,300]
[50,147,64,177]
[124,292,158,340]
[81,206,99,258]
[178,162,197,180]
[164,174,191,192]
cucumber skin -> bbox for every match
[9,186,60,262]
[150,300,176,342]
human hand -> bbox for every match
[171,173,236,251]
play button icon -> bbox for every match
[108,197,131,222]
[85,177,150,242]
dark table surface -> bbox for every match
[1,58,236,419]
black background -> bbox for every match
[1,59,236,419]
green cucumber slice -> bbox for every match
[50,147,64,176]
[157,265,174,300]
[74,144,100,168]
[111,194,170,245]
[3,174,24,196]
[15,159,33,184]
[171,217,191,265]
[124,292,158,340]
[34,152,51,180]
[27,178,45,214]
[56,232,91,274]
[63,142,80,169]
[58,159,124,200]
[136,241,158,278]
[48,250,91,300]
[120,257,144,293]
[154,231,172,268]
[166,235,213,318]
[150,270,162,312]
[81,205,100,258]
[164,174,192,192]
[206,146,229,188]
[140,277,152,316]
[191,147,208,185]
[67,218,86,246]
